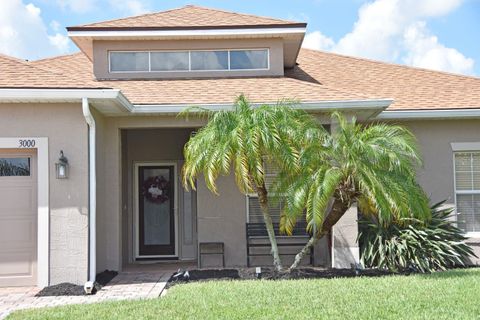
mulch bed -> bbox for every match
[165,267,396,289]
[35,270,118,297]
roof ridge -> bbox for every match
[18,54,98,86]
[70,4,301,29]
[181,5,300,24]
[302,48,480,81]
[71,5,187,28]
[31,51,84,64]
[0,53,28,64]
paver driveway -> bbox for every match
[0,270,170,319]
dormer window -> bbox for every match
[109,49,269,73]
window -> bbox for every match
[247,161,281,223]
[246,161,306,226]
[191,51,228,71]
[230,50,269,70]
[109,49,269,73]
[110,52,149,72]
[0,158,30,176]
[454,152,480,233]
[150,52,189,71]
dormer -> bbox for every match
[66,5,306,80]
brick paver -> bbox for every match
[0,271,170,319]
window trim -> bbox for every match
[108,48,270,73]
[453,150,480,236]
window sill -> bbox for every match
[465,232,480,239]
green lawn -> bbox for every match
[9,268,480,320]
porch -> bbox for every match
[95,118,359,276]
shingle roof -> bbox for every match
[5,47,480,110]
[0,53,104,89]
[31,52,373,105]
[67,5,305,31]
[290,49,480,110]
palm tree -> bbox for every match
[181,95,318,271]
[276,112,431,270]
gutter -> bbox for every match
[131,99,394,114]
[0,88,133,112]
[377,109,480,120]
[82,97,97,293]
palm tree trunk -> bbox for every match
[256,183,283,271]
[289,198,351,270]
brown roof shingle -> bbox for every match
[7,47,480,110]
[290,49,480,110]
[31,52,372,104]
[68,5,305,30]
[0,53,104,89]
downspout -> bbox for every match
[82,97,96,292]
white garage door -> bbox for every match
[0,150,37,287]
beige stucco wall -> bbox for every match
[396,119,480,262]
[98,115,205,271]
[120,128,196,263]
[397,119,479,204]
[95,114,480,271]
[92,38,284,80]
[0,103,88,285]
[196,173,248,267]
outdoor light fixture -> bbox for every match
[55,150,69,179]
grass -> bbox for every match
[8,268,480,320]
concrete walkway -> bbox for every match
[0,270,171,319]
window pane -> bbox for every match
[230,50,268,70]
[248,196,283,224]
[110,52,149,72]
[191,51,228,70]
[0,158,30,176]
[455,153,471,171]
[151,52,189,71]
[456,171,472,190]
[457,194,480,232]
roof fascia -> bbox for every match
[67,23,307,32]
[0,88,133,112]
[67,26,306,38]
[377,109,480,120]
[130,99,393,114]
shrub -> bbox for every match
[359,201,476,273]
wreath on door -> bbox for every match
[142,175,170,204]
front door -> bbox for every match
[137,165,176,257]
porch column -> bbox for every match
[331,204,360,268]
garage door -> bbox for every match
[0,149,37,287]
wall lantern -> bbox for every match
[55,150,69,179]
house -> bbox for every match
[0,5,479,289]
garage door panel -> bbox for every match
[0,186,34,212]
[0,251,34,276]
[0,150,37,287]
[0,217,35,244]
[0,251,36,287]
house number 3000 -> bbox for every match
[19,139,36,148]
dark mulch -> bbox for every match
[166,267,397,289]
[94,270,118,292]
[35,270,118,297]
[35,283,85,297]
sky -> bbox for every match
[1,0,479,76]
